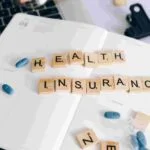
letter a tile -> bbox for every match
[76,129,99,149]
[69,50,84,65]
[32,57,46,72]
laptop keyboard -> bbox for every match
[0,0,62,33]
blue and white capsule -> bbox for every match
[104,111,120,119]
[131,135,139,148]
[136,131,147,147]
[15,58,29,68]
[2,84,14,95]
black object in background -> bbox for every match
[124,3,150,39]
[0,0,62,33]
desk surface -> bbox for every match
[58,0,150,43]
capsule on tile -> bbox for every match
[136,131,147,147]
[131,135,139,148]
[104,111,120,119]
[15,58,29,68]
[2,84,14,95]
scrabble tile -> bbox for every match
[71,79,86,94]
[101,141,119,150]
[54,77,71,92]
[142,77,150,91]
[32,57,46,72]
[114,75,129,91]
[112,50,126,63]
[69,50,84,65]
[113,0,127,6]
[84,53,99,67]
[76,129,99,149]
[38,78,54,94]
[133,112,150,130]
[98,51,113,65]
[101,76,115,91]
[128,77,143,92]
[86,79,101,94]
[51,53,68,67]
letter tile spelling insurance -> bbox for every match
[84,53,99,67]
[38,79,54,94]
[112,50,126,63]
[101,76,115,91]
[76,129,99,149]
[114,75,129,91]
[32,57,46,72]
[55,77,71,92]
[86,79,101,94]
[51,53,68,67]
[72,79,86,94]
[142,77,150,91]
[128,77,143,92]
[101,141,119,150]
[98,51,113,65]
[69,50,84,65]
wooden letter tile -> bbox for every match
[113,0,127,6]
[112,50,126,63]
[51,53,68,67]
[142,77,150,91]
[71,79,86,94]
[101,141,119,150]
[86,79,101,94]
[32,57,46,72]
[76,129,99,149]
[84,53,99,68]
[54,77,71,92]
[114,75,129,91]
[133,112,150,130]
[98,51,113,65]
[38,78,54,94]
[101,76,115,91]
[128,77,143,92]
[69,50,84,65]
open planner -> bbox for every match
[0,13,150,150]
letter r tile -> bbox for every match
[76,129,99,149]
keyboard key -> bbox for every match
[39,7,58,16]
[45,1,55,8]
[10,7,21,14]
[0,9,9,17]
[0,19,3,26]
[47,14,62,19]
[0,26,5,33]
[3,16,12,24]
[2,1,13,9]
[20,6,32,12]
[27,11,38,16]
